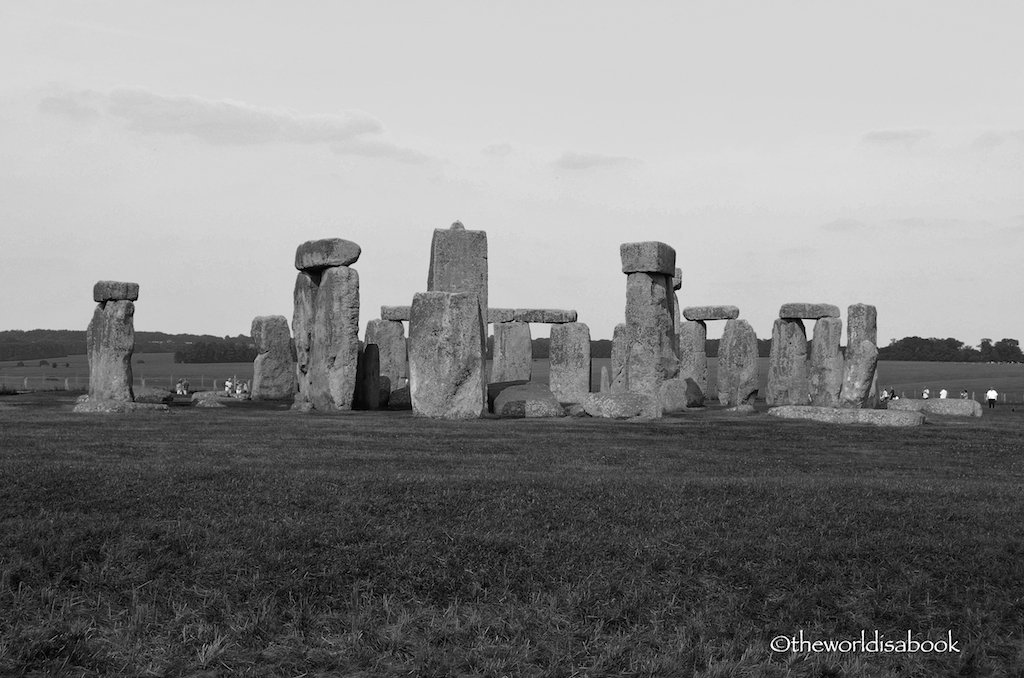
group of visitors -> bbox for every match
[224,376,249,397]
[174,379,190,395]
[881,386,1002,408]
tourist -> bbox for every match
[987,388,998,409]
[960,389,969,399]
[922,388,930,399]
[175,379,184,395]
[939,388,947,399]
[224,377,233,394]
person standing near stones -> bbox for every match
[922,387,930,399]
[987,388,998,408]
[939,388,947,399]
[960,389,969,399]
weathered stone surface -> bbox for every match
[717,319,759,407]
[672,267,682,291]
[769,405,924,427]
[309,265,360,412]
[682,305,739,321]
[292,272,317,406]
[491,322,532,383]
[427,223,488,327]
[847,303,879,407]
[600,366,611,393]
[354,343,381,410]
[73,400,170,414]
[365,319,407,391]
[610,323,629,393]
[87,299,135,402]
[887,398,983,417]
[548,322,591,403]
[582,392,661,419]
[93,280,139,302]
[408,291,486,419]
[191,390,229,402]
[251,315,295,400]
[809,317,844,407]
[620,241,676,275]
[494,382,566,418]
[677,320,708,397]
[388,385,412,410]
[512,309,577,324]
[487,380,530,412]
[380,305,412,322]
[766,319,807,406]
[133,387,174,404]
[194,400,227,409]
[779,303,841,319]
[839,339,878,408]
[624,272,678,395]
[487,308,515,324]
[659,377,704,412]
[294,238,361,271]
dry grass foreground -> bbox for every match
[1,392,1023,677]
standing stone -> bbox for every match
[294,238,361,271]
[624,271,678,396]
[840,339,879,409]
[251,315,295,400]
[291,271,317,406]
[549,322,591,404]
[87,295,136,402]
[365,319,407,392]
[355,343,381,410]
[809,317,844,407]
[309,265,360,412]
[408,291,486,419]
[717,319,759,407]
[847,303,879,407]
[491,321,532,383]
[427,222,488,325]
[766,318,808,406]
[677,320,707,397]
[672,268,682,343]
[610,323,629,393]
[600,366,611,393]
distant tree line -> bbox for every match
[878,337,1022,362]
[0,329,256,362]
[173,341,257,363]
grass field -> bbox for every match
[1,392,1023,676]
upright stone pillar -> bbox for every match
[87,281,138,402]
[549,322,591,404]
[491,321,532,383]
[840,340,879,408]
[847,303,879,407]
[251,315,296,400]
[717,319,759,406]
[408,291,486,419]
[809,317,844,407]
[677,320,707,396]
[766,318,809,406]
[672,267,682,350]
[620,242,678,399]
[355,343,381,410]
[291,238,361,412]
[610,323,629,393]
[365,319,407,392]
[427,221,488,327]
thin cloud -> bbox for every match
[481,141,514,157]
[893,218,972,230]
[38,93,101,120]
[330,138,433,164]
[778,246,817,259]
[972,130,1024,150]
[553,151,637,170]
[860,129,931,148]
[819,218,868,233]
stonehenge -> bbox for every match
[251,315,295,400]
[548,322,591,404]
[491,321,533,383]
[716,319,760,406]
[85,280,138,403]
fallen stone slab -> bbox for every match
[493,382,566,418]
[93,280,139,302]
[133,387,175,404]
[487,380,530,412]
[191,390,230,402]
[768,405,924,427]
[487,308,515,324]
[887,399,983,417]
[659,377,704,412]
[582,392,661,419]
[513,309,578,323]
[194,400,227,409]
[779,303,841,319]
[380,305,412,322]
[620,241,676,275]
[682,305,739,321]
[73,400,170,414]
[388,385,412,410]
[294,238,361,271]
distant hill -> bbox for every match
[0,329,254,363]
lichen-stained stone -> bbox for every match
[624,272,678,395]
[766,318,808,406]
[582,392,661,419]
[620,241,676,275]
[887,398,982,417]
[778,303,841,319]
[809,317,844,408]
[610,323,629,393]
[512,309,577,323]
[87,299,135,402]
[309,265,360,411]
[847,303,879,407]
[491,321,532,383]
[355,343,381,410]
[294,238,361,271]
[251,315,295,400]
[769,405,924,427]
[678,320,708,397]
[93,280,139,302]
[682,305,740,321]
[717,319,759,406]
[493,382,565,418]
[487,308,515,324]
[364,319,407,392]
[548,322,591,404]
[291,271,317,407]
[427,222,488,326]
[408,291,486,419]
[380,305,412,321]
[839,339,878,409]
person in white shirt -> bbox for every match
[939,388,947,399]
[987,388,998,409]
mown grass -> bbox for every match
[2,394,1024,676]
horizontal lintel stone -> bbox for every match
[513,309,578,323]
[380,305,412,321]
[295,238,361,271]
[93,280,139,302]
[682,305,739,321]
[488,308,515,324]
[779,303,840,319]
[620,241,676,275]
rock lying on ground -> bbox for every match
[768,405,924,427]
[133,387,175,404]
[73,399,170,414]
[887,398,982,417]
[581,392,661,419]
[493,382,566,418]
